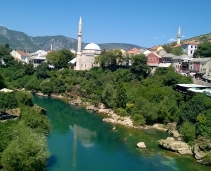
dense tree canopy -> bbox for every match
[130,54,150,80]
[193,41,211,58]
[46,48,74,69]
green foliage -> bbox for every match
[132,114,145,126]
[203,153,211,165]
[115,83,127,108]
[46,49,74,69]
[179,122,196,143]
[115,108,128,116]
[193,41,211,58]
[1,124,50,171]
[36,63,49,79]
[102,84,115,108]
[0,92,18,111]
[171,46,184,55]
[130,54,150,80]
[180,94,211,123]
[95,49,122,70]
[20,107,51,135]
[0,74,5,89]
[0,120,17,153]
[15,90,33,107]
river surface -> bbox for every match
[34,96,210,171]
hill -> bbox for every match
[0,26,143,52]
[182,33,211,43]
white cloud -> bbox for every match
[162,36,165,38]
[182,35,185,38]
[168,38,176,42]
[154,37,158,39]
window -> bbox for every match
[191,45,193,48]
[190,50,193,54]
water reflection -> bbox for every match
[33,96,211,171]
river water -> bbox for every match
[34,96,210,171]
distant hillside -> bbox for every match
[0,26,39,52]
[0,26,143,52]
[98,43,143,51]
[182,32,211,43]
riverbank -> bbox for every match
[35,92,211,165]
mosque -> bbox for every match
[72,17,101,70]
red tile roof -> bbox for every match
[182,41,199,45]
[127,47,139,54]
[150,46,159,51]
[16,50,30,57]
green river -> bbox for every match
[33,96,210,171]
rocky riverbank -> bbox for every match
[35,92,211,165]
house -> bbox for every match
[10,50,30,63]
[188,58,211,75]
[127,48,140,56]
[181,41,199,57]
[172,54,192,71]
[147,53,163,69]
[161,53,176,63]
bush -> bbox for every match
[132,114,145,126]
[15,90,33,107]
[115,108,128,116]
[179,122,196,143]
[203,153,211,165]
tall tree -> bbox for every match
[130,54,150,80]
[115,83,127,108]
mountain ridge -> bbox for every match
[0,26,144,52]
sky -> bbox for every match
[0,0,211,48]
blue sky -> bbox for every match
[0,0,210,48]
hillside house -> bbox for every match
[147,52,163,69]
[10,50,30,63]
[181,41,199,57]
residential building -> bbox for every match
[147,52,163,69]
[188,58,211,75]
[181,41,199,57]
[10,50,30,63]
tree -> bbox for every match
[15,90,33,107]
[115,83,127,108]
[162,45,173,53]
[36,63,49,79]
[0,92,18,111]
[95,49,122,70]
[193,41,211,58]
[102,84,115,108]
[0,46,11,57]
[130,54,150,80]
[1,124,50,171]
[46,49,74,69]
[179,122,196,143]
[171,46,184,56]
[179,94,211,123]
[0,74,5,89]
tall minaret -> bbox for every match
[77,17,82,52]
[177,26,181,45]
[75,17,82,70]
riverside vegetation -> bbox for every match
[1,44,211,168]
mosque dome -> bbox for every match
[84,43,101,51]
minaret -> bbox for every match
[177,26,181,45]
[75,17,82,70]
[77,17,82,52]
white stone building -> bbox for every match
[74,17,101,70]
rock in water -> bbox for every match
[137,142,146,148]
